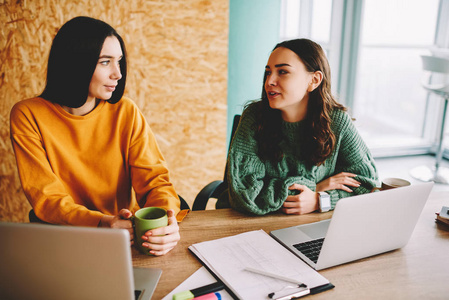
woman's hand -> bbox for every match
[282,184,319,215]
[316,172,360,193]
[140,209,180,256]
[98,208,134,244]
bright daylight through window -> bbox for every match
[280,0,447,158]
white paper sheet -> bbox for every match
[189,230,330,300]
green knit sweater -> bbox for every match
[217,104,379,215]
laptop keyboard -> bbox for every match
[293,238,325,263]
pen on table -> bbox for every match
[244,267,307,287]
[172,281,224,300]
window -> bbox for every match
[280,0,448,158]
[353,0,439,154]
[281,0,332,45]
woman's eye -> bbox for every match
[278,69,288,75]
[99,60,109,66]
[265,70,271,76]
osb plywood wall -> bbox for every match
[0,0,228,222]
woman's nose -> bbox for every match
[111,64,122,80]
[266,74,277,86]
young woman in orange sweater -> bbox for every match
[10,16,180,256]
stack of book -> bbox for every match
[436,206,449,227]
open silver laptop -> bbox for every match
[270,182,433,270]
[0,222,161,300]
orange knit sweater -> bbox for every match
[10,97,180,226]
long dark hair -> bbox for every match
[40,16,127,108]
[254,38,346,166]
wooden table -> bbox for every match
[133,190,449,299]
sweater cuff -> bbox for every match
[327,190,340,209]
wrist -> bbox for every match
[98,215,113,228]
[315,192,320,211]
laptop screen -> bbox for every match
[0,222,161,300]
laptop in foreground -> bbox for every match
[270,182,433,270]
[0,222,161,300]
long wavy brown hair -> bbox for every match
[253,38,346,166]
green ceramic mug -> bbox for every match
[133,207,168,255]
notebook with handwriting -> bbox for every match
[188,230,333,300]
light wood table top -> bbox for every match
[133,190,449,299]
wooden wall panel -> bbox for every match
[0,0,228,222]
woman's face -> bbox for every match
[264,47,315,122]
[88,36,123,102]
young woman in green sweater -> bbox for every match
[217,38,379,215]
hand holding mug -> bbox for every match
[133,208,180,256]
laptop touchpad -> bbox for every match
[296,220,330,240]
